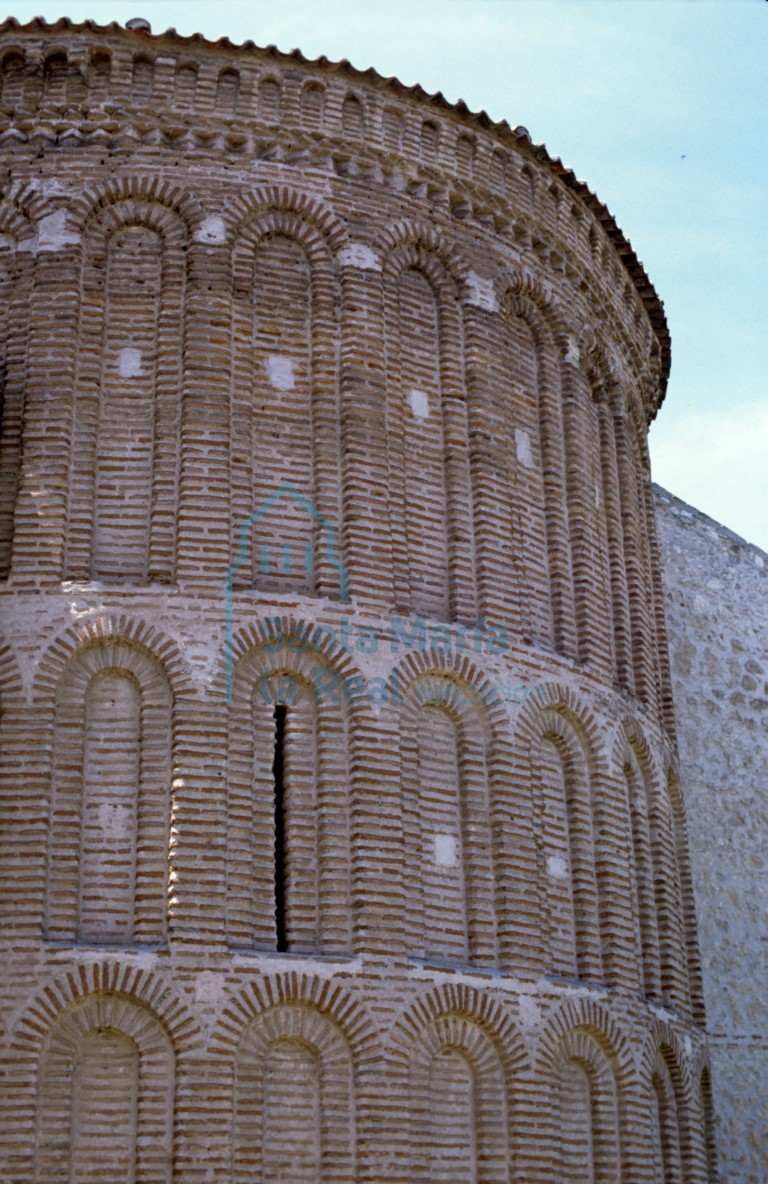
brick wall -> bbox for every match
[0,19,713,1182]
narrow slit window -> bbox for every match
[273,703,288,952]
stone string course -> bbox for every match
[0,19,714,1183]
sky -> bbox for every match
[5,0,767,549]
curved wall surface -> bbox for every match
[0,18,715,1183]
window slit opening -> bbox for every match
[273,703,288,952]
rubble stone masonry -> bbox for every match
[0,17,717,1182]
[655,488,767,1184]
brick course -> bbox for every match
[0,18,713,1182]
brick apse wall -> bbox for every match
[0,17,716,1183]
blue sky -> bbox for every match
[6,0,767,548]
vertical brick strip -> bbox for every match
[598,396,631,687]
[614,406,655,705]
[561,361,612,674]
[463,302,521,635]
[12,227,80,583]
[0,233,32,579]
[176,238,231,586]
[339,258,395,606]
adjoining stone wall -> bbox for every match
[655,486,768,1184]
[0,18,715,1182]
